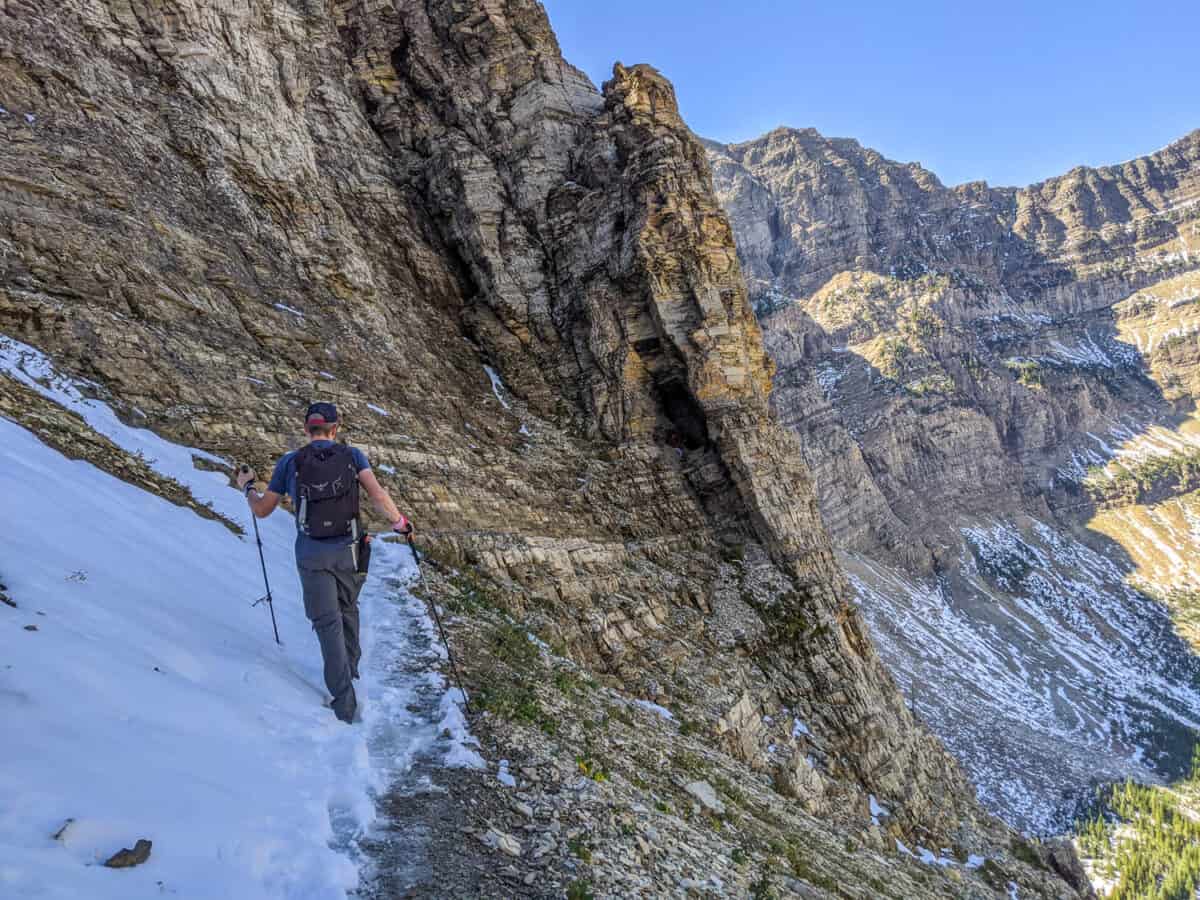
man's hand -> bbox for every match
[237,465,256,490]
[391,514,414,537]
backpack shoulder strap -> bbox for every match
[294,444,314,479]
[330,443,357,473]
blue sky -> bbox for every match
[541,0,1199,188]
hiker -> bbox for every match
[237,402,413,723]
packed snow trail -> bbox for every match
[0,336,480,899]
[350,548,483,892]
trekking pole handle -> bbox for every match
[239,465,258,495]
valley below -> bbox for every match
[710,126,1200,836]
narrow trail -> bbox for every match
[0,335,516,898]
[339,539,491,897]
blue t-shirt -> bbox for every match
[268,441,371,548]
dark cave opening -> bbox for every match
[656,377,709,450]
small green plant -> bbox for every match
[1004,358,1045,389]
[752,590,822,645]
[671,750,706,776]
[553,669,593,696]
[568,834,593,863]
[566,879,595,900]
[577,757,609,782]
[1010,837,1046,870]
[875,336,913,381]
[712,774,746,806]
[905,374,955,396]
[731,846,749,866]
[490,622,539,668]
[606,703,634,727]
[749,866,777,900]
[978,858,1007,889]
[445,572,501,614]
[785,841,838,891]
[474,672,557,736]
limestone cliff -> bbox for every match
[709,125,1200,831]
[1,2,1087,895]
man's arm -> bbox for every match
[246,488,282,518]
[358,469,411,532]
[236,467,282,518]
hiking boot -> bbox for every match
[331,685,357,724]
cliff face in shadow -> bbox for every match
[709,125,1200,831]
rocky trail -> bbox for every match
[352,550,552,899]
[0,337,493,899]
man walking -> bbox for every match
[237,402,413,723]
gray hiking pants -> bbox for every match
[296,542,364,723]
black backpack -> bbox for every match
[295,443,360,539]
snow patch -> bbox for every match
[633,699,675,721]
[0,336,479,899]
[483,365,512,410]
[868,794,889,826]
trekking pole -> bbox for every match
[242,465,281,645]
[406,535,472,715]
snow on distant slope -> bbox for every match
[0,337,478,899]
[845,515,1200,833]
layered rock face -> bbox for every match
[709,127,1200,320]
[708,125,1200,567]
[709,126,1200,829]
[342,9,995,842]
[0,1,1086,893]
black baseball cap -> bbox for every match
[305,402,339,428]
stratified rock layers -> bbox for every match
[708,124,1200,831]
[2,0,992,850]
[708,126,1200,565]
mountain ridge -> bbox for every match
[708,116,1200,833]
[705,124,1200,192]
